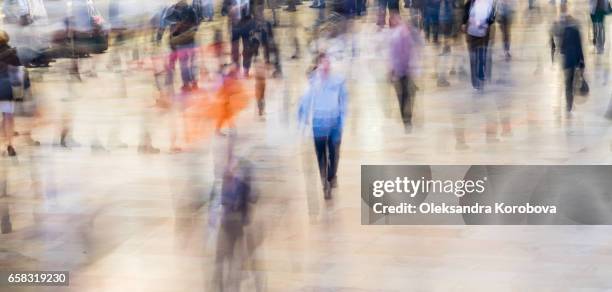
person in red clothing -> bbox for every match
[214,65,250,134]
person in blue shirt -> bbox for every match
[298,53,348,199]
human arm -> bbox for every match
[462,0,471,27]
[577,29,585,69]
[487,1,497,25]
[338,79,348,130]
[297,87,313,128]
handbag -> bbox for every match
[575,68,589,97]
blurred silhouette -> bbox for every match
[447,0,469,80]
[160,0,200,92]
[496,0,514,61]
[212,152,259,291]
[424,0,441,44]
[298,53,348,199]
[214,65,251,135]
[69,0,108,77]
[228,0,256,76]
[250,17,282,77]
[0,30,22,156]
[435,0,454,87]
[551,4,585,113]
[463,0,496,91]
[389,12,421,132]
[589,0,610,54]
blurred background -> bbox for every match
[0,0,612,291]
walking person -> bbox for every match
[551,4,585,113]
[250,15,282,77]
[298,53,348,199]
[389,12,421,131]
[462,0,496,91]
[437,0,454,86]
[424,0,442,43]
[497,0,515,60]
[212,152,257,291]
[228,0,257,76]
[159,0,199,92]
[0,31,22,156]
[589,0,610,54]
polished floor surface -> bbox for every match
[2,0,612,291]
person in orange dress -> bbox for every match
[184,64,251,144]
[213,65,251,135]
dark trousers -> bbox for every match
[467,34,489,89]
[251,24,281,72]
[313,126,342,188]
[355,0,366,15]
[377,0,400,26]
[213,220,244,291]
[231,22,255,71]
[564,67,577,112]
[394,75,414,126]
[424,8,440,43]
[591,18,605,53]
[498,15,511,52]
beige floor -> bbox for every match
[1,1,612,291]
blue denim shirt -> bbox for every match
[298,72,348,138]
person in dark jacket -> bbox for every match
[228,0,257,76]
[551,4,585,112]
[462,0,496,90]
[0,31,21,156]
[213,154,257,291]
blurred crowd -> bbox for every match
[0,0,611,290]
